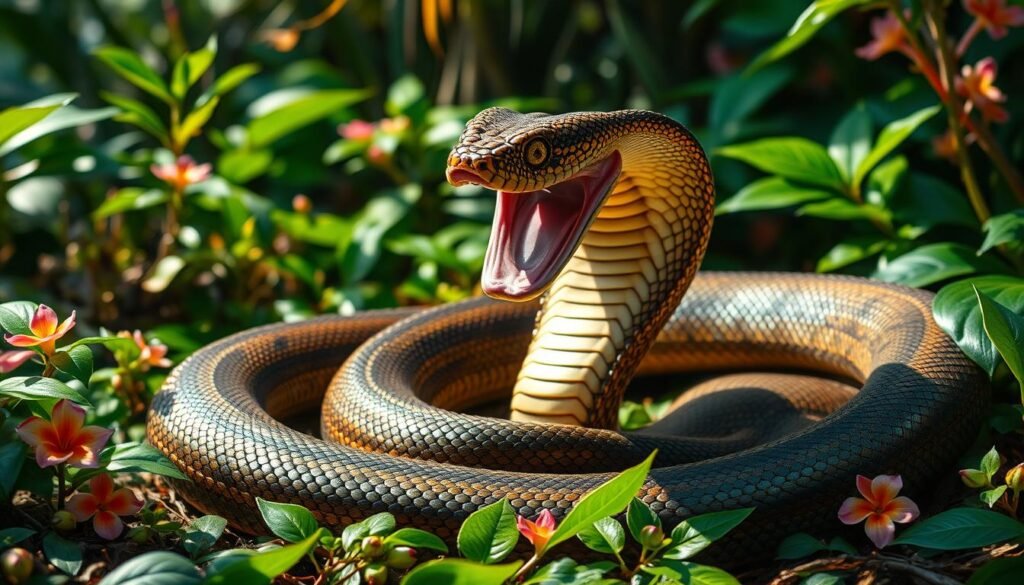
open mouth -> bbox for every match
[447,151,622,301]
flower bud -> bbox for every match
[1006,464,1024,494]
[361,535,385,559]
[385,546,417,570]
[363,563,388,585]
[292,194,312,214]
[959,468,989,489]
[639,524,665,549]
[127,526,152,544]
[1,548,34,584]
[51,510,76,532]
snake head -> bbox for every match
[446,108,622,302]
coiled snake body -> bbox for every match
[149,109,987,560]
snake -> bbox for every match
[148,108,987,561]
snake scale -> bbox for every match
[148,109,987,561]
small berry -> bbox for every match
[363,563,388,585]
[385,546,417,570]
[1,548,34,584]
[639,524,665,549]
[51,510,76,532]
[361,535,385,559]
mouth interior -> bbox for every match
[479,151,621,300]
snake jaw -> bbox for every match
[481,151,622,301]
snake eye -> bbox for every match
[524,138,550,168]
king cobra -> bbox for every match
[148,108,987,560]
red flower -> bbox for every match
[15,399,112,469]
[118,330,172,370]
[856,12,912,60]
[517,509,557,554]
[67,474,143,540]
[150,155,212,192]
[3,304,76,356]
[339,119,375,140]
[964,0,1024,38]
[956,57,1010,123]
[838,474,919,548]
[0,350,35,373]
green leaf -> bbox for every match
[197,63,260,107]
[104,442,188,480]
[642,560,741,585]
[981,486,1008,508]
[93,188,169,220]
[142,255,186,293]
[626,497,661,543]
[365,511,396,536]
[44,532,83,575]
[94,46,174,105]
[976,288,1024,389]
[402,559,523,585]
[247,89,372,148]
[171,38,216,99]
[0,103,117,158]
[0,376,90,405]
[981,446,1002,479]
[384,528,448,553]
[816,237,888,272]
[717,138,844,191]
[967,557,1024,585]
[709,66,793,140]
[577,517,625,554]
[777,532,828,559]
[175,97,219,149]
[541,450,655,555]
[746,0,871,72]
[457,498,519,563]
[219,148,273,184]
[716,177,835,215]
[522,558,616,585]
[0,94,74,148]
[981,210,1024,256]
[99,551,202,585]
[0,443,26,500]
[934,276,1024,376]
[341,185,421,283]
[0,527,35,547]
[385,74,426,118]
[51,345,94,386]
[797,198,889,223]
[829,103,872,184]
[852,106,941,189]
[203,529,321,585]
[884,171,977,232]
[183,515,228,558]
[873,243,1009,288]
[101,92,169,141]
[0,301,37,335]
[255,498,319,543]
[664,508,754,560]
[893,508,1024,550]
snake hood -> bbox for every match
[446,107,623,301]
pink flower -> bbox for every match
[15,400,113,469]
[0,350,36,373]
[150,155,212,192]
[340,119,375,140]
[118,330,172,369]
[517,509,557,554]
[964,0,1024,38]
[838,474,920,548]
[856,12,911,60]
[956,57,1010,123]
[66,474,143,540]
[3,304,76,356]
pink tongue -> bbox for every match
[482,180,585,300]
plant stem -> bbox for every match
[512,554,541,582]
[56,464,67,510]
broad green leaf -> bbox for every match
[934,276,1024,376]
[0,103,117,157]
[247,89,372,148]
[717,177,834,215]
[873,243,1009,288]
[341,185,421,283]
[99,551,201,585]
[0,442,27,499]
[101,92,169,142]
[664,508,754,560]
[776,532,827,559]
[0,527,35,547]
[142,256,186,293]
[365,511,397,536]
[747,0,871,72]
[0,93,75,147]
[104,442,188,479]
[197,63,260,107]
[402,559,522,585]
[0,301,37,335]
[50,345,94,386]
[255,498,318,543]
[898,173,977,230]
[816,237,889,272]
[967,557,1024,585]
[626,497,661,543]
[541,450,656,555]
[709,66,793,140]
[829,103,872,184]
[980,210,1024,255]
[203,529,321,584]
[44,532,83,575]
[577,517,625,554]
[384,528,448,553]
[718,138,844,190]
[0,376,90,405]
[981,446,1002,479]
[183,515,228,558]
[976,289,1024,389]
[797,198,889,223]
[175,96,220,148]
[341,520,368,552]
[457,499,518,563]
[522,558,616,585]
[981,486,1008,508]
[93,188,169,220]
[852,106,941,189]
[893,508,1024,549]
[94,46,174,104]
[171,37,216,99]
[219,148,273,184]
[642,560,741,585]
[385,74,427,118]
